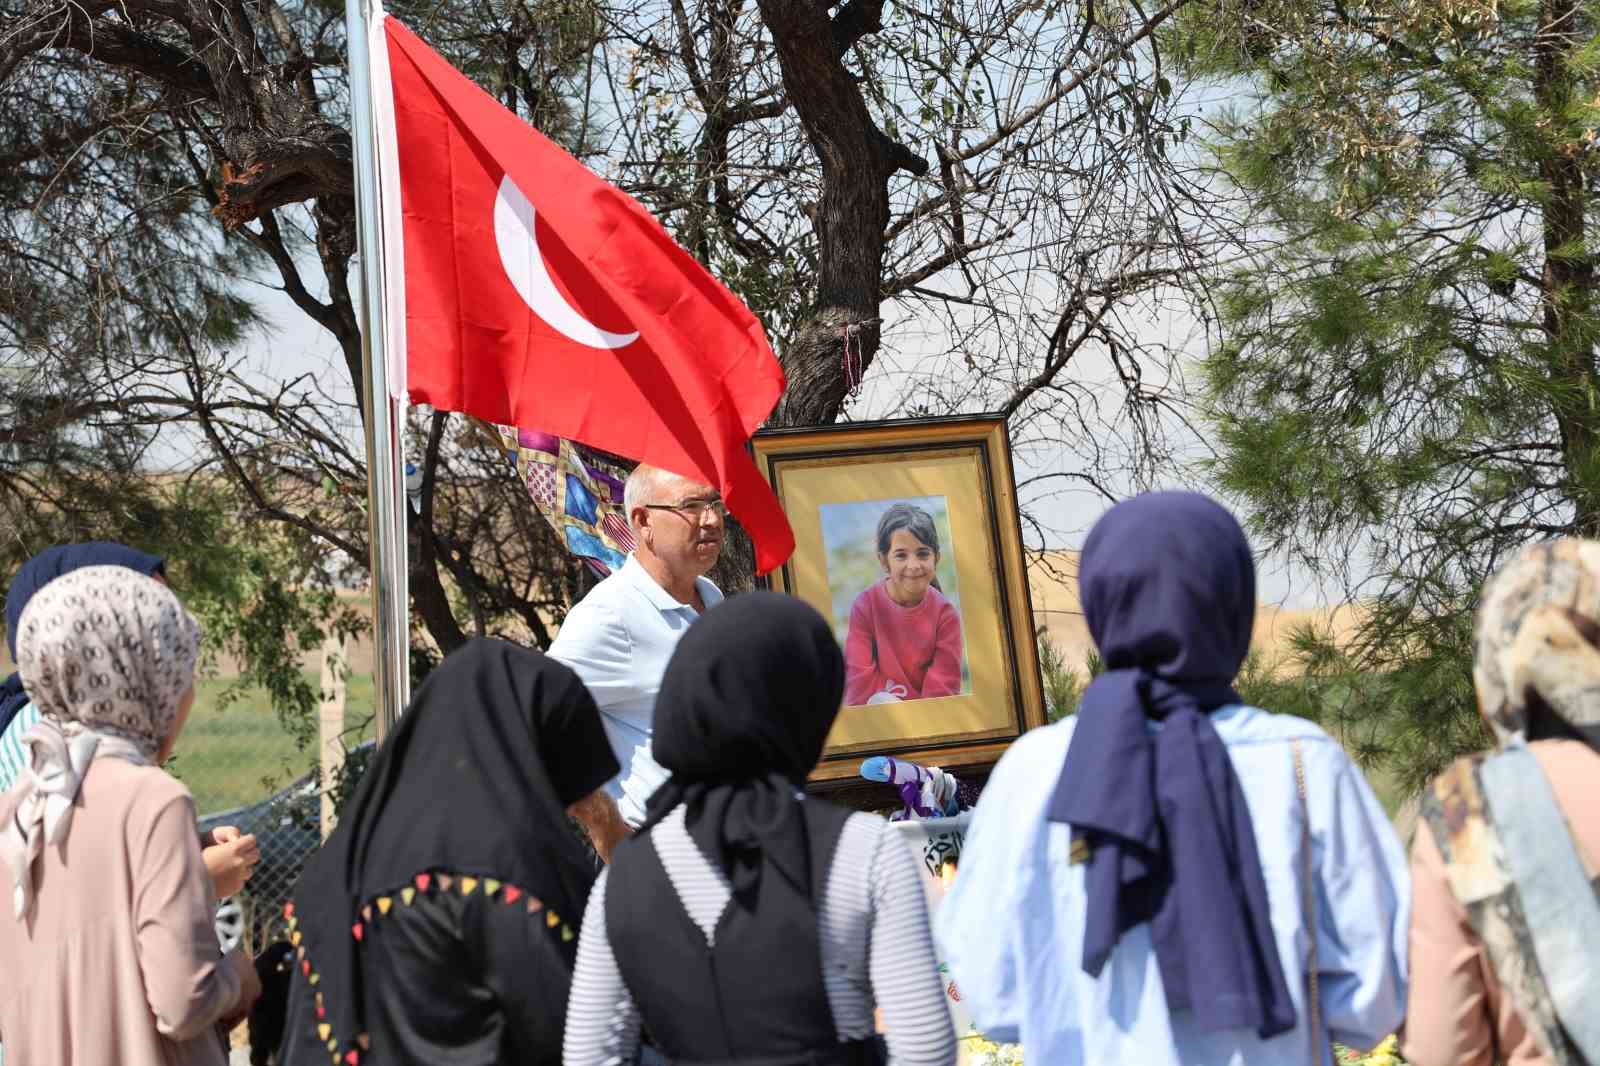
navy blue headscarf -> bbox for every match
[1,542,167,733]
[1047,492,1296,1038]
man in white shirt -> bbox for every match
[550,463,727,860]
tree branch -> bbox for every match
[830,0,883,56]
[883,228,1016,295]
[1002,295,1117,419]
[955,0,1193,164]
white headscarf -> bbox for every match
[0,566,202,918]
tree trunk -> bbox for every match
[1536,0,1600,534]
[755,0,926,429]
[690,1,931,590]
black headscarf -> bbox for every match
[1046,492,1296,1038]
[1,542,166,734]
[289,638,619,1057]
[641,591,845,900]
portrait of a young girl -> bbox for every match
[842,503,965,705]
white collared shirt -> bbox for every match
[549,554,723,826]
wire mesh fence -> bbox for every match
[175,652,377,955]
[198,769,323,954]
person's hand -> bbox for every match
[221,948,262,1029]
[204,826,260,899]
[568,788,631,865]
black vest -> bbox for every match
[606,798,881,1066]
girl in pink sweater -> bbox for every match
[844,503,965,705]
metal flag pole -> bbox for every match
[346,0,410,739]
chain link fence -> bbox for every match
[174,638,376,955]
[196,759,348,954]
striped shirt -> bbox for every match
[0,701,35,1066]
[0,702,39,793]
[564,805,957,1066]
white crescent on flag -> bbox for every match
[492,175,640,351]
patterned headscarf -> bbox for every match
[1,567,202,918]
[1,541,166,735]
[1474,538,1600,749]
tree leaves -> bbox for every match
[1185,0,1600,790]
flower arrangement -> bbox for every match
[960,1025,1023,1065]
[959,1031,1405,1065]
[1338,1036,1405,1065]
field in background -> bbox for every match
[1029,549,1365,678]
[172,672,376,814]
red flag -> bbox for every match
[375,17,794,572]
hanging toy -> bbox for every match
[860,755,965,821]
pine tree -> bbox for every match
[1174,0,1600,789]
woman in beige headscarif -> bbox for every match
[1404,538,1600,1066]
[0,565,260,1066]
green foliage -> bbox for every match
[1171,0,1600,791]
[1036,631,1107,723]
[182,539,365,753]
[0,477,366,783]
[324,736,378,825]
[1038,629,1083,722]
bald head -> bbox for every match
[624,463,725,589]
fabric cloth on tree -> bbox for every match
[1404,538,1600,1066]
[277,638,619,1066]
[564,591,956,1066]
[843,581,962,706]
[0,566,234,1066]
[495,427,635,577]
[549,552,722,826]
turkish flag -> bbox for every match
[374,16,794,573]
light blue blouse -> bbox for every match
[0,701,39,793]
[936,705,1409,1066]
[0,699,39,1066]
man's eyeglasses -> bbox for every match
[643,498,728,521]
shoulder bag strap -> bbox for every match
[1293,739,1322,1060]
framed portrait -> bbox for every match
[752,414,1047,786]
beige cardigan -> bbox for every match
[1404,739,1600,1066]
[0,758,241,1066]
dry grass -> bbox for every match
[1029,550,1364,678]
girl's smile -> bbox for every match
[881,528,938,607]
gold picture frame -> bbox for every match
[752,414,1046,789]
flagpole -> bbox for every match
[346,0,410,739]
